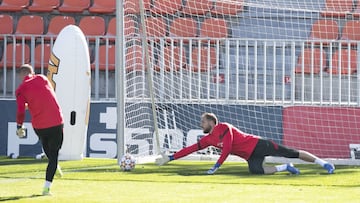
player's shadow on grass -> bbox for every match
[0,194,42,202]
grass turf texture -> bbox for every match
[0,157,359,202]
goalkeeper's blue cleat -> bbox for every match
[323,163,335,174]
[286,163,300,175]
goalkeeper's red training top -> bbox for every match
[173,123,260,165]
[16,74,63,129]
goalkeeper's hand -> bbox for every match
[207,163,221,175]
[155,153,173,166]
[16,124,26,138]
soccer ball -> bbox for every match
[120,153,136,171]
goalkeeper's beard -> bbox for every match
[203,126,212,134]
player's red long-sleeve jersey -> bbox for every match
[173,123,260,165]
[16,74,63,129]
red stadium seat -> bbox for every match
[340,20,360,46]
[79,16,106,41]
[321,0,353,18]
[151,0,182,15]
[0,43,30,68]
[199,18,228,43]
[168,17,197,43]
[34,43,52,69]
[182,0,213,15]
[295,48,326,74]
[45,16,76,40]
[329,49,357,75]
[154,46,187,72]
[58,0,90,13]
[91,44,115,71]
[0,14,14,35]
[106,17,137,42]
[211,0,244,16]
[124,0,151,15]
[0,0,29,12]
[15,15,44,40]
[308,19,339,45]
[125,45,146,72]
[28,0,60,12]
[143,17,167,41]
[189,47,217,72]
[89,0,116,14]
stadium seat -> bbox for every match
[91,44,115,71]
[210,0,244,16]
[58,0,90,13]
[89,0,116,14]
[199,18,228,43]
[28,0,60,12]
[308,19,339,45]
[0,43,30,68]
[45,16,76,40]
[182,0,213,15]
[329,49,357,74]
[143,17,167,41]
[125,45,147,72]
[0,14,14,35]
[151,0,182,15]
[189,47,217,72]
[154,46,187,72]
[79,16,106,41]
[340,20,360,46]
[295,48,326,74]
[168,17,197,43]
[321,0,353,18]
[0,0,29,12]
[124,0,151,14]
[34,43,52,69]
[106,17,137,42]
[15,15,44,40]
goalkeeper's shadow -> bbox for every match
[0,194,43,202]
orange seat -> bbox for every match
[143,17,167,41]
[154,46,187,72]
[340,20,360,46]
[106,17,137,42]
[58,0,90,13]
[168,17,197,43]
[0,43,30,68]
[0,0,29,12]
[34,43,52,69]
[0,14,14,35]
[211,0,244,16]
[91,44,116,71]
[151,0,182,15]
[28,0,60,12]
[295,48,326,74]
[79,16,106,41]
[329,49,357,74]
[321,0,353,18]
[125,45,147,72]
[189,47,217,72]
[45,16,76,40]
[308,19,339,45]
[182,0,213,15]
[15,15,44,40]
[89,0,116,14]
[199,18,228,43]
[124,0,151,15]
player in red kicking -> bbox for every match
[156,112,335,175]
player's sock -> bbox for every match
[275,164,288,172]
[44,180,52,189]
[314,158,327,167]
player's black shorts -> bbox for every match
[247,138,299,174]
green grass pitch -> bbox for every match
[0,156,359,202]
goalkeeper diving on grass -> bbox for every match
[156,112,335,175]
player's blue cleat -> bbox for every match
[323,163,335,174]
[286,163,300,175]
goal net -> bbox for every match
[120,0,360,164]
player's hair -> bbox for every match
[202,113,218,125]
[18,64,34,74]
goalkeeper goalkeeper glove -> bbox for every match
[16,124,26,138]
[155,153,174,166]
[207,163,221,175]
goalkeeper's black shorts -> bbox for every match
[247,138,299,174]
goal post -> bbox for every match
[117,0,360,164]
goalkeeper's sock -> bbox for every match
[314,158,327,167]
[44,180,52,189]
[275,164,288,172]
[169,155,174,161]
